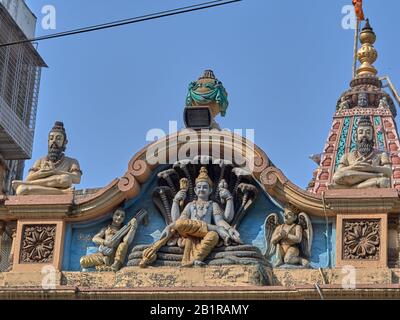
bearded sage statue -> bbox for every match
[12,122,82,195]
[331,116,392,189]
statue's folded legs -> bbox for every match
[277,245,309,267]
[80,208,138,272]
[80,241,129,270]
[333,170,390,189]
[80,252,107,269]
[174,219,219,267]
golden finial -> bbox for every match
[356,19,378,76]
[195,167,213,187]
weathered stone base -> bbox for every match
[63,265,270,288]
[0,271,63,287]
[1,268,400,299]
[272,268,394,286]
[1,267,399,288]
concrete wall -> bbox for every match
[0,0,36,38]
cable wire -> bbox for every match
[0,0,242,48]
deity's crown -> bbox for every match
[195,167,213,187]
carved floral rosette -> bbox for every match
[20,224,56,263]
[343,219,380,260]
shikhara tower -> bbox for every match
[308,20,400,194]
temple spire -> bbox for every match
[356,19,378,76]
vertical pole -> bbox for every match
[353,19,360,78]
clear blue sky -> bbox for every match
[23,0,400,190]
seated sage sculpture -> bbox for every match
[140,167,242,268]
[264,207,313,268]
[331,116,392,189]
[80,207,144,271]
[12,122,82,195]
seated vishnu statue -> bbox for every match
[12,122,82,195]
[140,167,242,268]
[331,116,392,189]
[80,207,138,271]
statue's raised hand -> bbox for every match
[174,190,187,202]
[219,188,232,201]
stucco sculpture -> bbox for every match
[264,207,313,268]
[186,70,229,118]
[80,208,146,271]
[337,96,350,111]
[12,122,82,195]
[331,116,392,189]
[358,92,369,108]
[140,166,242,268]
[185,70,229,130]
[378,96,389,109]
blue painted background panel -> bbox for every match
[62,167,336,270]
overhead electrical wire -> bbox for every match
[0,0,242,48]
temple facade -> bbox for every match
[1,20,400,300]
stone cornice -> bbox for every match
[2,180,126,221]
[260,166,400,217]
